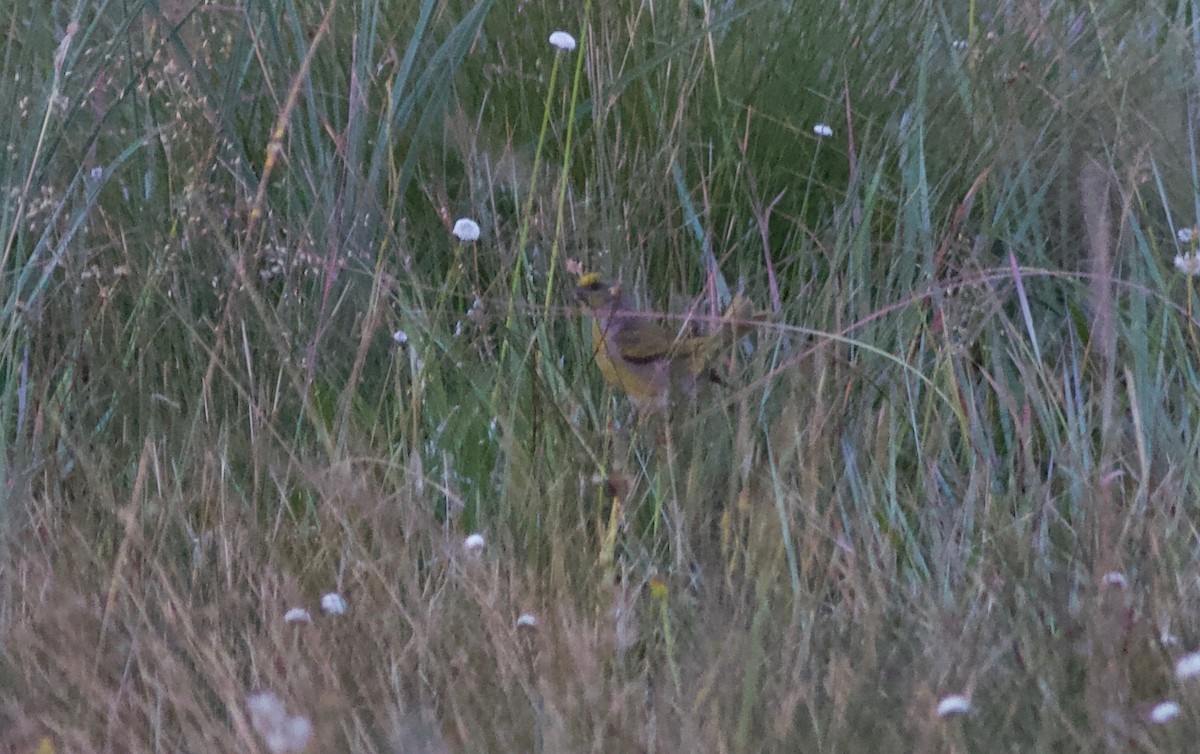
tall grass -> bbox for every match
[3,0,1200,751]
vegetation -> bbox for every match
[3,0,1200,751]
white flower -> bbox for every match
[464,533,486,552]
[268,717,313,753]
[283,607,312,625]
[952,39,969,50]
[1100,571,1127,589]
[516,613,539,628]
[320,592,347,616]
[936,694,972,718]
[247,691,287,731]
[392,329,408,345]
[1174,253,1200,276]
[1178,227,1195,244]
[467,297,485,323]
[549,31,577,52]
[1150,700,1181,724]
[247,691,314,753]
[1175,651,1200,681]
[451,218,481,242]
[813,123,833,138]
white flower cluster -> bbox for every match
[247,691,313,753]
[452,217,481,241]
[549,31,577,52]
[1174,253,1200,276]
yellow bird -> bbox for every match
[573,272,739,410]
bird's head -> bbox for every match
[573,272,623,311]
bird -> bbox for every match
[573,272,742,411]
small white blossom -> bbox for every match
[464,533,486,552]
[936,694,972,718]
[248,691,287,731]
[1175,652,1200,681]
[517,613,539,629]
[247,691,314,753]
[467,297,485,323]
[549,31,577,52]
[1150,700,1181,724]
[320,592,347,616]
[952,39,969,50]
[451,218,481,242]
[283,607,312,625]
[1100,571,1127,589]
[1174,253,1200,276]
[392,329,408,345]
[813,123,833,138]
[272,716,313,753]
[1178,227,1195,244]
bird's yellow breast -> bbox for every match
[590,319,662,401]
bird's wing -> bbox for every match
[610,321,678,363]
[613,323,715,364]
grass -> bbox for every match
[4,0,1200,751]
